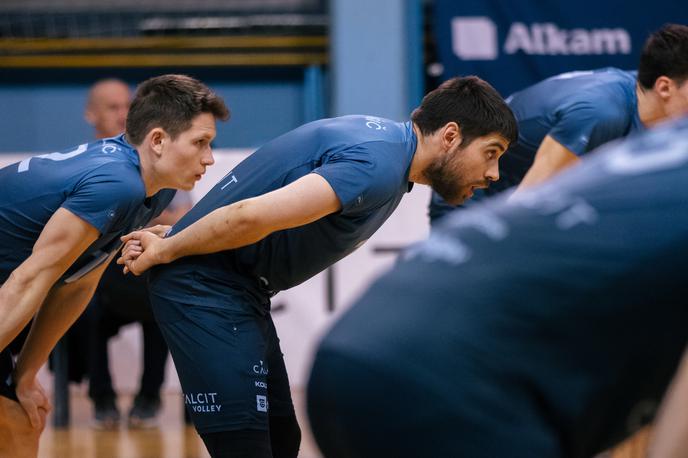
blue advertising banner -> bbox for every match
[433,0,688,96]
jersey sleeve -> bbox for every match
[549,95,629,156]
[312,142,402,216]
[62,163,145,234]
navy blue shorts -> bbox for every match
[0,348,18,402]
[149,288,295,434]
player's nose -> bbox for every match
[486,162,500,182]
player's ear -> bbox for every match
[149,128,166,157]
[442,122,462,150]
[653,75,673,101]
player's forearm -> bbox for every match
[14,278,98,380]
[513,136,581,194]
[516,155,579,190]
[0,267,61,352]
[161,199,273,262]
[138,174,340,266]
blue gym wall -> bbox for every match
[0,0,423,153]
[0,68,310,153]
[331,0,423,120]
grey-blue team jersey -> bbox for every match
[151,115,417,310]
[501,67,642,186]
[0,134,175,284]
[430,67,643,222]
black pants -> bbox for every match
[87,261,168,400]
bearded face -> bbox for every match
[424,134,507,205]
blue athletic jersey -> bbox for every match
[502,67,642,186]
[430,67,644,223]
[322,116,688,456]
[151,115,417,309]
[0,135,175,284]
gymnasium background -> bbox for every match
[0,0,686,455]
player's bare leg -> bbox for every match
[0,396,46,458]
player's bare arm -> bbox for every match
[514,135,580,191]
[0,208,99,352]
[120,173,341,275]
[13,251,115,429]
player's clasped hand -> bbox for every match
[118,230,166,276]
[119,236,142,274]
[15,375,50,430]
[144,224,172,238]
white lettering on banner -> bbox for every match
[505,23,543,54]
[504,23,631,56]
[451,16,498,60]
[451,17,631,60]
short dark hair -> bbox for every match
[638,24,688,90]
[126,74,230,144]
[411,76,517,146]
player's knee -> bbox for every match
[269,414,301,458]
[200,429,271,458]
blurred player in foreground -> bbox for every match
[308,116,688,458]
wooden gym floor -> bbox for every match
[37,389,321,458]
[35,388,649,458]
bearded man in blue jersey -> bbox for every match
[430,23,688,223]
[118,76,517,458]
[0,74,228,457]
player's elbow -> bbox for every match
[228,199,275,243]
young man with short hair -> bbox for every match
[0,74,229,457]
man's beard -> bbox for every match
[424,149,473,205]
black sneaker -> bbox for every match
[127,394,161,429]
[92,396,120,430]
